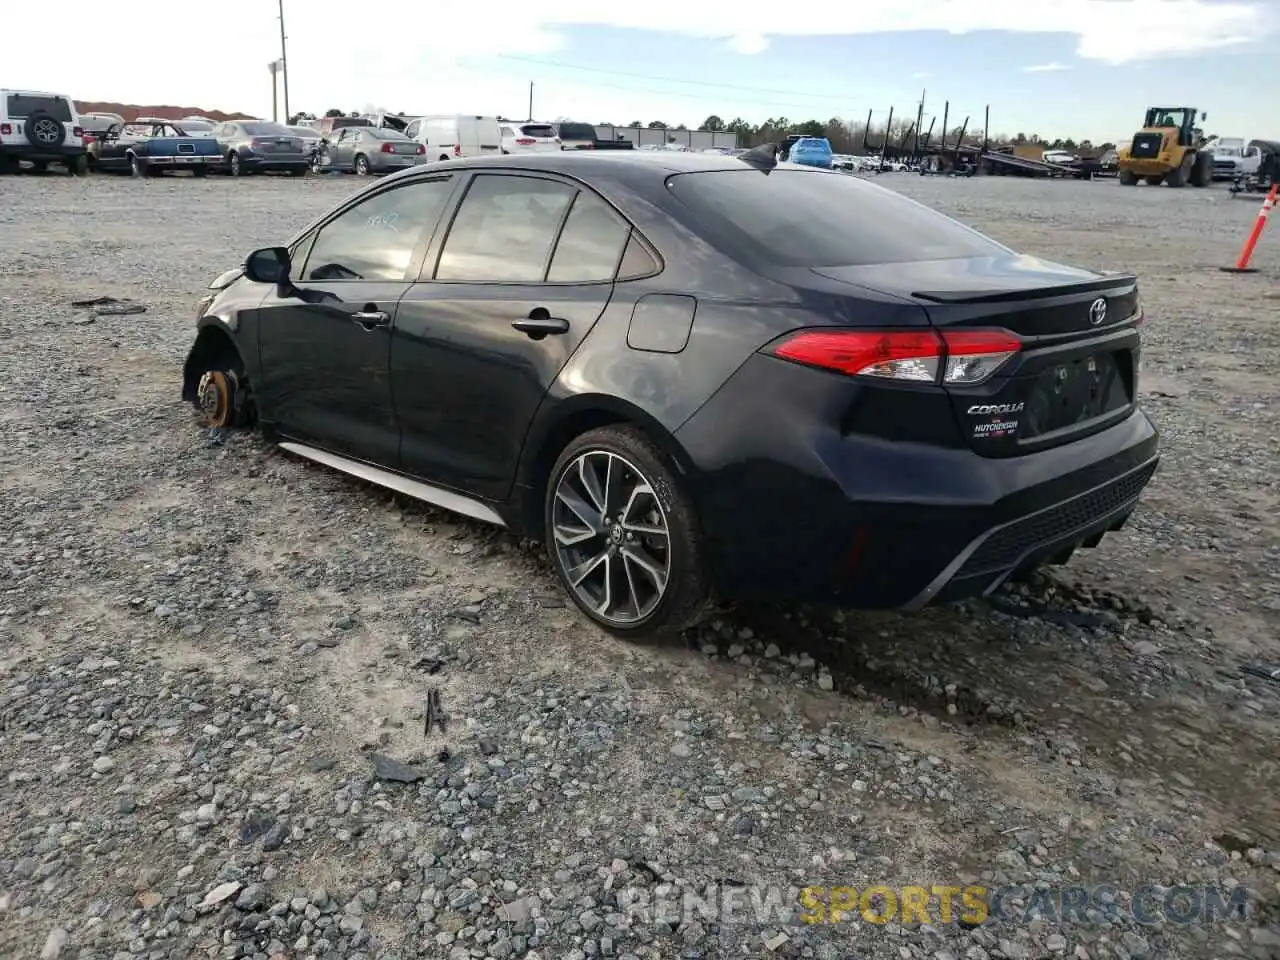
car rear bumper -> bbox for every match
[1,143,87,160]
[371,155,428,171]
[144,154,222,165]
[240,152,309,169]
[674,353,1161,610]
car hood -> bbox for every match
[811,254,1105,301]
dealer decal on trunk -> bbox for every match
[968,402,1024,439]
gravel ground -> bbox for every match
[1,169,1278,960]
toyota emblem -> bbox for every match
[1088,298,1107,326]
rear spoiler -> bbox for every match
[911,273,1139,304]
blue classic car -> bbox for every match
[92,121,223,177]
[786,136,834,169]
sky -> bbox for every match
[10,0,1278,144]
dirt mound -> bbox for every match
[74,101,255,122]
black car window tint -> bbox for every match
[301,179,454,282]
[435,174,575,282]
[546,189,631,283]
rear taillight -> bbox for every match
[416,144,425,155]
[453,144,461,157]
[0,123,11,135]
[73,126,83,138]
[769,328,1021,385]
[515,137,536,145]
[381,142,395,153]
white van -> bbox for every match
[404,115,502,161]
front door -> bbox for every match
[391,171,633,500]
[254,175,459,467]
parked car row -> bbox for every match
[0,89,741,180]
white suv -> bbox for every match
[0,89,88,175]
[499,121,561,154]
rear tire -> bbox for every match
[544,425,711,640]
[1118,169,1139,186]
[228,152,243,177]
[355,154,370,176]
[66,155,87,176]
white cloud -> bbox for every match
[2,0,1272,128]
[911,72,932,80]
[727,34,770,55]
[1021,62,1073,72]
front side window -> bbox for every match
[667,169,1009,267]
[301,178,454,282]
[435,174,575,282]
[547,190,631,283]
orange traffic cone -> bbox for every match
[1221,183,1278,273]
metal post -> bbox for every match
[278,0,290,123]
[528,82,533,121]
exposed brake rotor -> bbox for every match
[197,370,238,429]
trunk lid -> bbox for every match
[812,255,1143,457]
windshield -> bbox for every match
[242,122,291,136]
[558,123,596,139]
[667,168,1008,267]
[1145,108,1192,129]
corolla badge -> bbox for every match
[1088,298,1108,326]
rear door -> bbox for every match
[390,171,630,499]
[475,119,503,157]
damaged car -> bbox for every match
[181,147,1160,639]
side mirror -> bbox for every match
[244,246,291,285]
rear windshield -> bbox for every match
[794,139,831,152]
[368,128,409,140]
[6,94,73,122]
[179,120,212,131]
[667,169,1007,267]
[521,124,557,138]
[557,123,596,140]
[287,127,316,137]
[242,122,290,136]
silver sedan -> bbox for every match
[314,127,427,175]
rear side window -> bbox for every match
[667,169,1008,267]
[6,94,73,122]
[547,191,631,283]
[558,123,596,140]
[435,174,575,282]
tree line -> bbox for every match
[292,110,1115,155]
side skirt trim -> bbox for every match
[278,441,507,527]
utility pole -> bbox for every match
[527,82,534,121]
[268,61,279,123]
[278,0,291,123]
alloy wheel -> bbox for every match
[551,450,671,625]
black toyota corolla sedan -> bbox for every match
[182,147,1159,639]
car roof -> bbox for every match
[395,150,754,178]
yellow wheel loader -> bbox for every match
[1117,107,1214,188]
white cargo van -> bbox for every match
[404,115,502,161]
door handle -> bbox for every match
[512,311,569,339]
[352,309,390,330]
